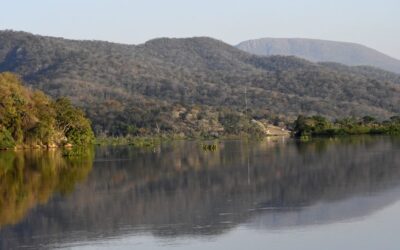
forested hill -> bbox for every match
[236,38,400,74]
[0,30,400,136]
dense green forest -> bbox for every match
[0,72,93,149]
[293,115,400,138]
[0,31,399,136]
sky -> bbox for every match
[1,0,399,59]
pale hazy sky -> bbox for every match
[1,0,399,59]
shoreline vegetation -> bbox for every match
[0,73,94,151]
[95,115,400,146]
[1,72,399,151]
[293,115,400,140]
[95,136,163,148]
[94,115,400,147]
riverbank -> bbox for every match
[293,115,400,139]
[95,136,164,147]
[94,130,292,147]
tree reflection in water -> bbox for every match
[0,136,400,249]
[0,149,94,228]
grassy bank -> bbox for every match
[95,136,164,147]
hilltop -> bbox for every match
[237,37,400,74]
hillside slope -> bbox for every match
[0,31,399,135]
[237,38,400,74]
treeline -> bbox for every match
[0,72,94,149]
[91,103,288,139]
[293,115,400,138]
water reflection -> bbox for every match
[0,149,94,229]
[0,136,400,249]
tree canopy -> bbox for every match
[293,115,400,138]
[0,72,93,149]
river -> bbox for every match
[1,136,400,249]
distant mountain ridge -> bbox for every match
[0,30,399,135]
[236,38,400,74]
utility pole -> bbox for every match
[244,86,251,185]
[245,86,248,118]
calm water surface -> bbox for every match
[1,136,400,249]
